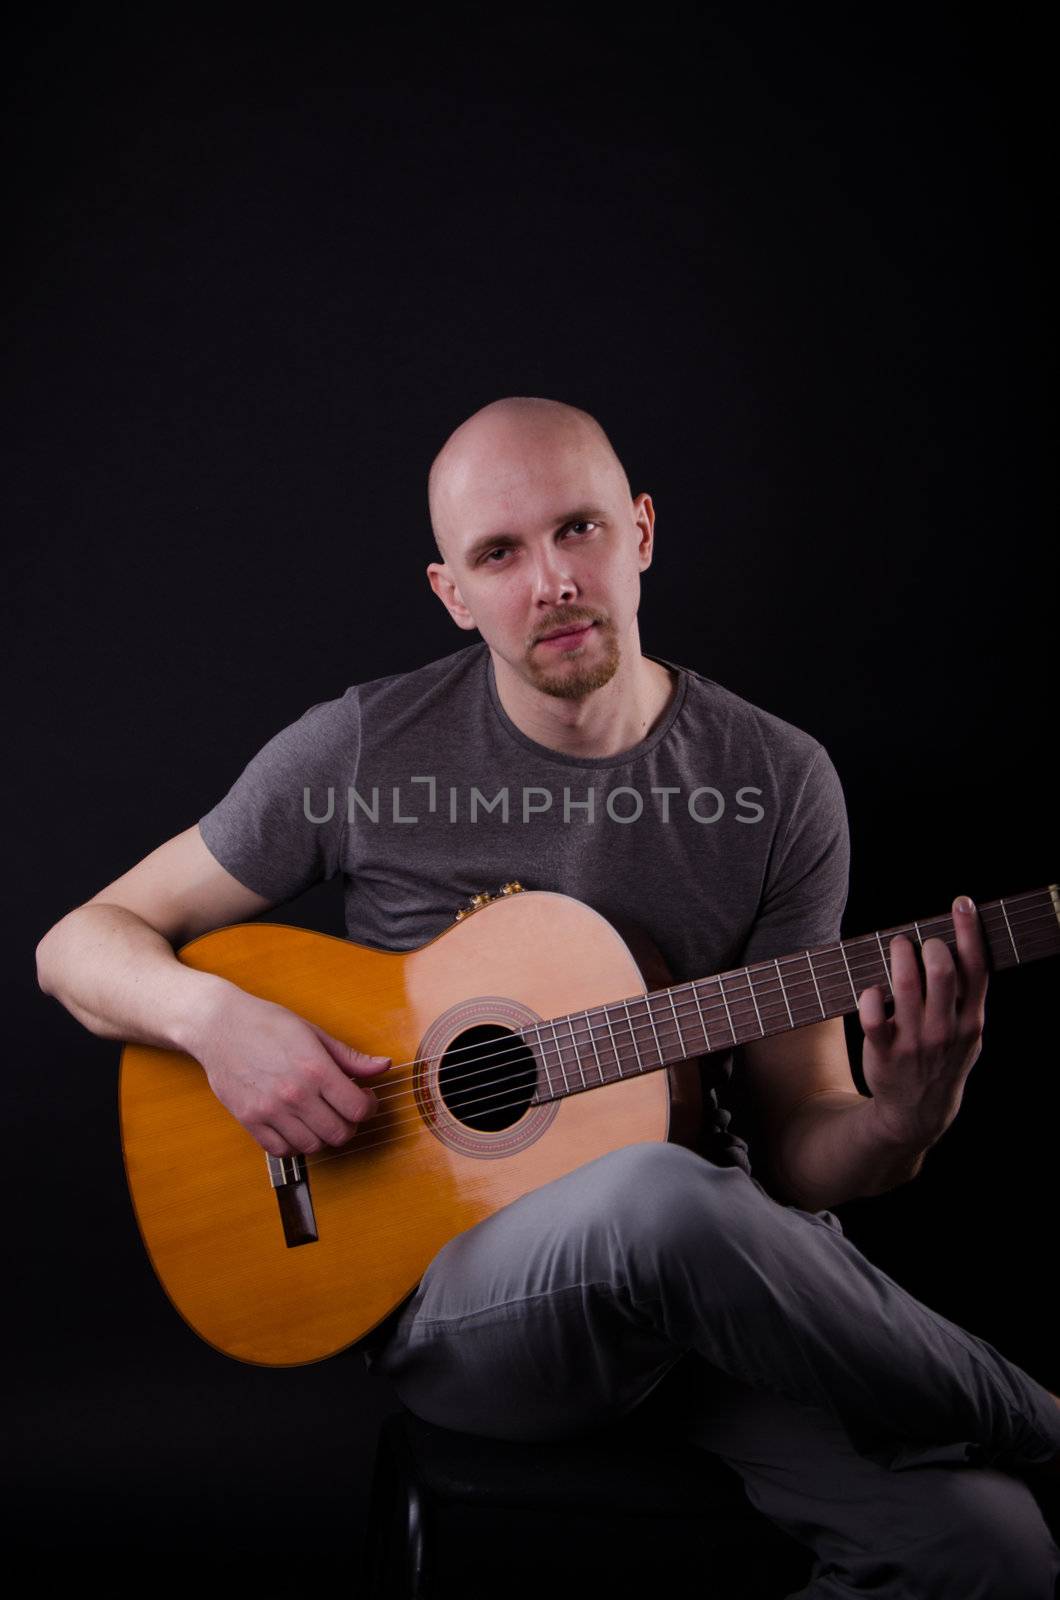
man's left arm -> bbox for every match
[741,896,989,1212]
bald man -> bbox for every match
[37,397,1060,1596]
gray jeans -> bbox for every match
[362,1141,1060,1597]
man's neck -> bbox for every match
[490,646,677,760]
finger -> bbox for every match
[920,934,957,1047]
[952,894,989,1022]
[321,1077,381,1130]
[258,1110,327,1158]
[858,983,895,1048]
[887,934,923,1046]
[313,1025,393,1079]
[311,1030,391,1128]
[270,1057,369,1149]
[291,1088,370,1149]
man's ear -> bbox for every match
[426,562,477,631]
[634,492,656,571]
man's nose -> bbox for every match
[530,546,577,604]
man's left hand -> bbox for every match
[857,895,989,1152]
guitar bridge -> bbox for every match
[265,1153,319,1247]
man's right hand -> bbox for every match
[185,983,392,1157]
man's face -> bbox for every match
[427,433,654,701]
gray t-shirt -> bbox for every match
[197,642,850,1176]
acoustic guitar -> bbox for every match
[118,882,1060,1367]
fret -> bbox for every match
[745,970,766,1037]
[599,1004,622,1079]
[715,975,736,1046]
[621,998,645,1074]
[531,1025,546,1096]
[665,989,686,1058]
[550,1019,570,1092]
[570,1011,586,1088]
[838,941,857,1004]
[805,951,826,1019]
[688,980,713,1051]
[874,932,893,997]
[911,920,924,949]
[531,1025,551,1099]
[582,1010,605,1084]
[999,899,1019,963]
[643,996,665,1066]
[774,958,794,1027]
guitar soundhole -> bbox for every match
[437,1024,538,1131]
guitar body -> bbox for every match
[119,890,704,1367]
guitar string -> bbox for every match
[323,928,1060,1164]
[300,926,1060,1171]
[309,926,1060,1163]
[352,908,1060,1132]
[358,896,1053,1106]
[284,903,1058,1168]
[307,902,1057,1142]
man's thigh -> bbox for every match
[367,1146,687,1440]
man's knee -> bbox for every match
[587,1140,732,1203]
[582,1141,757,1256]
[901,1467,1060,1599]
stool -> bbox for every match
[361,1403,814,1598]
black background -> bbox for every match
[7,2,1056,1583]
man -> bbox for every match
[36,397,1060,1595]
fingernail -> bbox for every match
[955,896,974,913]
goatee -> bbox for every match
[525,623,620,700]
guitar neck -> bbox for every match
[531,885,1060,1103]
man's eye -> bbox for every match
[480,523,596,565]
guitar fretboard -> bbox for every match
[529,885,1060,1102]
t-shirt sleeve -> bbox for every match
[738,742,850,967]
[196,690,358,903]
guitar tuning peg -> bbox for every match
[454,888,497,920]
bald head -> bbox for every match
[427,396,632,564]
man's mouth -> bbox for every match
[536,622,595,647]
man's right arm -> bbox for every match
[34,825,390,1156]
[34,824,272,1053]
